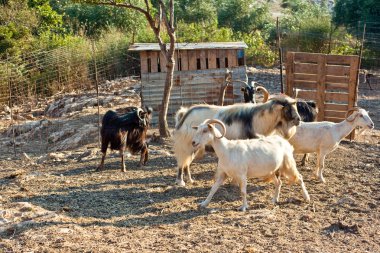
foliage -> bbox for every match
[175,0,217,24]
[280,0,333,53]
[333,0,380,34]
[217,0,272,34]
[58,3,147,38]
[238,31,277,67]
[176,20,233,43]
[0,0,38,57]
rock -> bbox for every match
[2,105,11,113]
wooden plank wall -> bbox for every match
[140,49,241,74]
[141,66,247,126]
[286,52,359,138]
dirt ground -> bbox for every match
[0,72,379,252]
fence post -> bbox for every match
[92,41,101,147]
[277,17,284,93]
[6,52,16,157]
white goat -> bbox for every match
[289,108,374,183]
[192,119,310,211]
[174,96,301,186]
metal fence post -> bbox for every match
[92,40,101,147]
[6,52,16,157]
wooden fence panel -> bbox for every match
[286,52,359,139]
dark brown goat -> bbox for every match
[97,107,152,172]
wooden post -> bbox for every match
[6,52,16,156]
[316,54,327,121]
[285,52,295,97]
[349,56,360,140]
[92,41,101,147]
[277,17,284,93]
[327,22,333,54]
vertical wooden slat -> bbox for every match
[218,50,226,68]
[181,50,189,71]
[208,49,217,69]
[200,50,207,69]
[316,54,327,121]
[159,51,167,73]
[188,50,197,70]
[228,50,237,67]
[140,51,148,74]
[150,51,158,73]
[348,56,360,139]
[286,52,295,97]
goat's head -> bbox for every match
[346,108,374,129]
[135,108,152,128]
[241,84,255,103]
[191,119,226,150]
[272,96,301,126]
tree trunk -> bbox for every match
[158,53,175,137]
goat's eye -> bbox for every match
[203,129,208,133]
[359,114,363,117]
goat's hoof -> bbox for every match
[271,198,279,204]
[199,201,209,208]
[188,178,194,184]
[237,205,248,212]
[96,166,103,172]
[176,179,186,187]
[121,168,127,173]
[304,195,311,202]
[319,177,326,183]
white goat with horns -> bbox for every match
[289,107,374,183]
[192,119,310,211]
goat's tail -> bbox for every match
[175,106,188,128]
[256,86,269,102]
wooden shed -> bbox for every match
[129,42,248,125]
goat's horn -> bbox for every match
[233,80,249,86]
[205,119,226,139]
[137,108,144,118]
[345,107,360,122]
[256,86,269,102]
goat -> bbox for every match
[173,96,301,186]
[288,108,374,183]
[192,119,310,211]
[97,107,152,172]
[248,86,318,165]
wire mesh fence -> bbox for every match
[0,41,141,158]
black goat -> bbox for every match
[97,107,152,172]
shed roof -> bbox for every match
[128,42,248,51]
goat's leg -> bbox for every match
[120,149,126,172]
[238,176,248,212]
[298,174,310,202]
[184,165,194,184]
[316,152,327,183]
[97,151,107,171]
[139,144,148,167]
[200,171,226,208]
[176,167,186,187]
[271,175,282,203]
[301,153,309,166]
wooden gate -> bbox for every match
[286,52,359,138]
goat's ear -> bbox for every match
[192,126,198,130]
[139,111,147,117]
[207,124,213,130]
